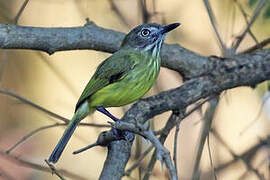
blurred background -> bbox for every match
[0,0,270,179]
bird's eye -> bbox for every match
[141,29,151,37]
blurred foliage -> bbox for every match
[248,0,270,19]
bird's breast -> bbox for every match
[89,57,161,107]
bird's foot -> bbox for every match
[96,106,135,142]
[112,128,135,142]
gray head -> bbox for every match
[121,23,180,55]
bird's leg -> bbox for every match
[96,106,134,141]
[96,106,119,122]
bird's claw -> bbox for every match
[112,128,135,142]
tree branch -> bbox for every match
[1,22,270,179]
[0,23,208,79]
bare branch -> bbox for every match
[124,145,154,177]
[232,0,267,52]
[108,0,130,28]
[0,88,109,128]
[234,0,259,45]
[0,23,209,79]
[6,123,67,154]
[203,0,227,53]
[0,150,87,180]
[173,122,180,177]
[14,0,30,24]
[0,88,69,123]
[207,133,217,180]
[212,129,266,179]
[192,97,218,180]
[241,37,270,54]
[143,112,181,180]
[45,160,66,180]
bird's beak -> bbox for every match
[160,23,180,34]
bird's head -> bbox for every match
[121,23,180,56]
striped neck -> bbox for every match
[142,37,164,59]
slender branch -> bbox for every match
[6,123,67,154]
[234,0,259,45]
[207,133,217,180]
[124,145,154,177]
[241,37,270,54]
[0,23,209,78]
[0,88,109,128]
[173,122,180,177]
[45,160,66,180]
[108,0,130,28]
[192,97,219,180]
[13,0,30,24]
[232,0,267,51]
[143,112,181,180]
[144,129,178,180]
[0,88,69,123]
[212,129,266,179]
[0,150,87,180]
[203,0,227,53]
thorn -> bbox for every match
[73,142,99,154]
[84,18,95,26]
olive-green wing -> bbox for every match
[75,52,139,112]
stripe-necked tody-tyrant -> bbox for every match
[48,22,180,163]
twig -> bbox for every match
[207,134,217,180]
[155,96,214,136]
[240,37,270,54]
[232,0,267,52]
[6,123,66,154]
[73,142,99,154]
[110,120,178,180]
[173,122,180,177]
[124,145,154,177]
[203,0,227,53]
[0,88,109,128]
[192,97,219,180]
[45,160,66,180]
[0,150,87,180]
[143,112,181,180]
[145,129,178,180]
[144,97,213,180]
[108,0,130,28]
[13,0,30,24]
[234,0,259,45]
[138,0,151,23]
[0,88,69,123]
[212,129,266,179]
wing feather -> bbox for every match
[75,51,140,111]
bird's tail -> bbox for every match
[48,120,79,163]
[48,101,93,163]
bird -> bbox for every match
[48,22,180,163]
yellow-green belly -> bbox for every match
[89,61,159,107]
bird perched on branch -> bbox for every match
[48,22,180,163]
